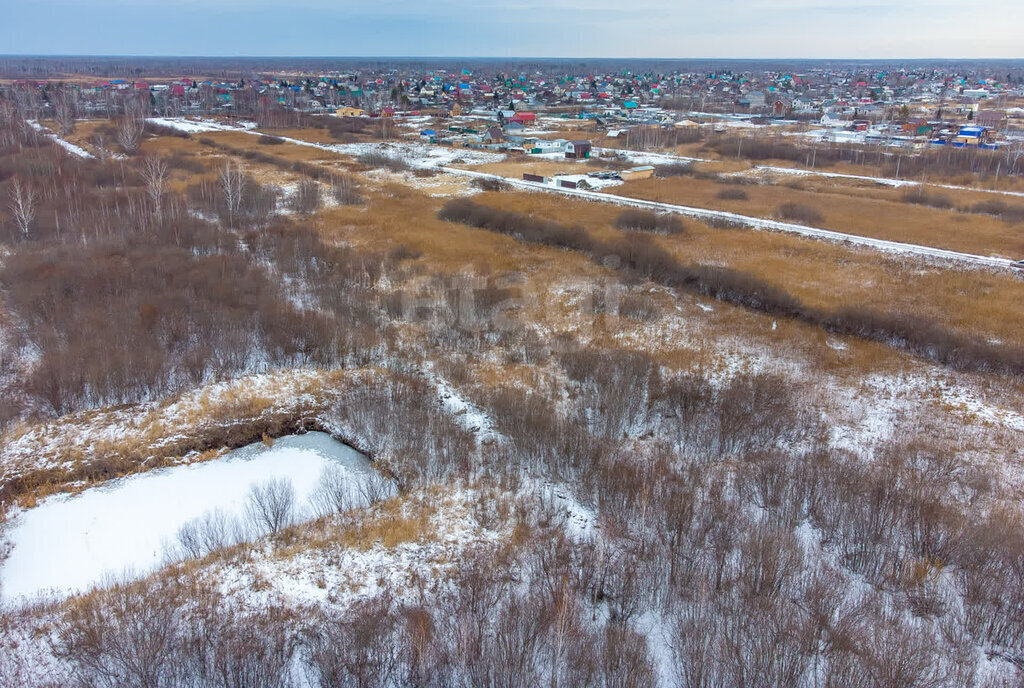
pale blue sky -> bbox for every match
[4,0,1022,58]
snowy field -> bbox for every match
[146,116,257,133]
[146,117,505,168]
[0,432,374,604]
[330,141,505,168]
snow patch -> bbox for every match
[0,432,373,604]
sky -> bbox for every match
[4,0,1023,59]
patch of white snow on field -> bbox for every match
[530,480,597,541]
[0,432,372,604]
[26,120,93,159]
[938,385,1024,434]
[146,117,256,133]
[332,141,505,168]
[425,367,503,444]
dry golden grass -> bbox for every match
[606,176,1024,258]
[464,190,1024,350]
[199,130,342,164]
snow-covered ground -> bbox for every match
[26,120,93,159]
[0,432,374,604]
[0,368,336,481]
[594,147,709,165]
[330,141,505,168]
[147,116,505,168]
[146,117,257,133]
[425,367,503,445]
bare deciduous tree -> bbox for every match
[116,115,144,155]
[332,173,362,205]
[7,176,38,238]
[141,156,169,221]
[289,177,321,215]
[219,162,244,227]
[358,471,395,506]
[53,91,76,135]
[310,466,355,517]
[176,508,242,558]
[245,477,296,536]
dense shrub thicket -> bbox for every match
[0,125,386,426]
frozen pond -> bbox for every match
[0,432,377,604]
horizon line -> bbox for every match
[2,54,1023,62]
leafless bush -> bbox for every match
[777,202,824,224]
[52,581,186,688]
[438,198,594,251]
[902,188,954,209]
[655,162,693,177]
[310,466,356,517]
[472,177,510,192]
[326,117,370,139]
[289,177,321,215]
[257,134,285,145]
[702,215,749,230]
[617,292,659,321]
[176,508,243,558]
[589,153,633,170]
[358,471,397,505]
[306,595,401,687]
[165,153,205,173]
[52,579,296,688]
[356,151,410,172]
[716,187,749,200]
[143,121,190,139]
[245,477,296,536]
[614,208,685,234]
[331,174,363,205]
[966,198,1024,223]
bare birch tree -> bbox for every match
[8,176,38,238]
[116,116,144,155]
[219,162,244,227]
[140,157,169,221]
[53,91,76,135]
[91,132,109,162]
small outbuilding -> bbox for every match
[620,166,655,181]
[564,140,592,159]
